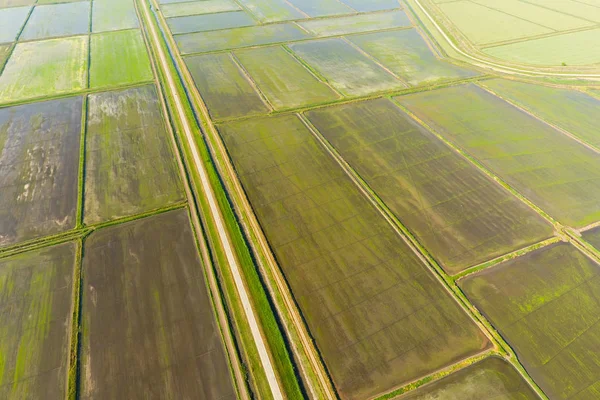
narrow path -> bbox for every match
[136,1,284,398]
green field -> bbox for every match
[167,11,256,35]
[287,0,353,17]
[289,38,405,96]
[525,0,600,22]
[460,243,600,400]
[306,98,552,273]
[348,29,477,86]
[185,52,269,119]
[397,84,600,228]
[485,28,600,66]
[583,226,600,251]
[161,0,240,18]
[481,80,600,148]
[237,0,305,22]
[218,114,489,400]
[20,2,89,40]
[0,36,87,103]
[298,10,412,36]
[401,357,540,399]
[340,0,400,12]
[80,210,236,399]
[0,97,82,246]
[0,6,29,43]
[0,243,76,399]
[92,0,139,33]
[89,29,153,89]
[175,22,309,54]
[437,1,552,45]
[0,0,34,7]
[84,85,184,224]
[235,45,339,109]
[0,44,9,66]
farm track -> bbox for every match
[146,1,339,399]
[409,0,600,79]
[135,0,285,398]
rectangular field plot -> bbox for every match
[0,6,30,43]
[397,84,600,228]
[84,85,184,224]
[89,29,153,89]
[306,99,552,273]
[525,0,600,23]
[0,36,87,104]
[235,46,339,109]
[237,0,305,22]
[289,38,405,96]
[438,1,552,45]
[286,0,354,17]
[175,22,309,54]
[460,243,600,400]
[0,243,76,399]
[482,80,600,148]
[92,0,139,33]
[339,0,400,12]
[161,0,240,17]
[80,210,236,400]
[185,53,269,119]
[402,357,540,400]
[0,97,82,246]
[349,29,477,86]
[20,2,89,40]
[167,11,256,35]
[485,29,600,66]
[298,10,411,37]
[218,114,489,400]
[472,0,593,31]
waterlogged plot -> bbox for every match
[485,29,600,66]
[175,22,308,54]
[20,2,89,40]
[306,99,552,273]
[401,357,540,400]
[235,46,338,109]
[219,114,489,400]
[161,0,240,17]
[437,1,552,45]
[81,210,236,400]
[167,11,256,35]
[339,0,400,12]
[84,85,184,224]
[0,36,87,103]
[397,84,600,228]
[298,10,411,36]
[286,0,353,17]
[0,97,81,246]
[92,0,139,33]
[0,243,76,399]
[460,243,600,400]
[237,0,305,22]
[185,53,268,119]
[289,38,405,96]
[482,80,600,148]
[349,29,477,86]
[0,6,30,43]
[89,29,153,89]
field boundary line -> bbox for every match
[76,96,88,228]
[150,2,340,398]
[0,229,90,260]
[407,0,600,78]
[136,0,285,398]
[477,82,600,156]
[229,51,275,111]
[296,113,550,399]
[67,239,85,400]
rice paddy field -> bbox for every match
[460,243,600,400]
[2,0,600,399]
[218,114,490,399]
[422,0,600,66]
